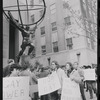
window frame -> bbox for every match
[51,22,57,31]
[40,26,45,35]
[66,38,73,50]
[41,45,46,55]
[64,16,71,26]
[53,41,59,52]
[50,3,56,14]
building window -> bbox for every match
[41,45,46,55]
[31,14,35,23]
[50,3,56,14]
[53,41,59,52]
[51,22,57,31]
[40,10,43,17]
[63,1,69,9]
[39,0,42,3]
[40,26,45,35]
[64,16,71,26]
[30,0,34,7]
[66,38,73,50]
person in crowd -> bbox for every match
[60,65,66,71]
[30,64,50,100]
[37,65,50,78]
[30,66,39,100]
[19,62,38,80]
[9,63,22,77]
[85,65,97,99]
[3,65,11,77]
[19,62,38,100]
[65,62,74,77]
[37,65,50,100]
[3,59,15,77]
[31,64,51,100]
[7,59,15,65]
[50,61,67,100]
[72,62,86,100]
[82,65,89,91]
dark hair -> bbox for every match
[87,65,91,69]
[51,61,60,69]
[61,65,65,68]
[83,65,87,68]
[3,65,11,77]
[66,62,73,71]
[65,62,74,77]
[10,64,22,72]
[7,59,14,64]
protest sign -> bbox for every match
[61,78,82,100]
[83,69,96,80]
[3,77,29,100]
[38,71,61,96]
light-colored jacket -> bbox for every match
[70,69,84,84]
[57,68,67,94]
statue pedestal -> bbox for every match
[19,54,36,67]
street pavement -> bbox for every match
[84,89,97,100]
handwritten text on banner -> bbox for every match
[3,77,29,100]
[38,71,61,96]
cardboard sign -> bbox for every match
[38,71,61,96]
[83,69,96,80]
[61,78,82,100]
[3,77,29,100]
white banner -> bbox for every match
[38,71,61,96]
[3,77,29,100]
[61,78,82,100]
[83,69,96,80]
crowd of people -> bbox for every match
[3,10,97,100]
[3,59,97,100]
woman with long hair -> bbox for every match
[65,62,74,77]
[49,61,67,100]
